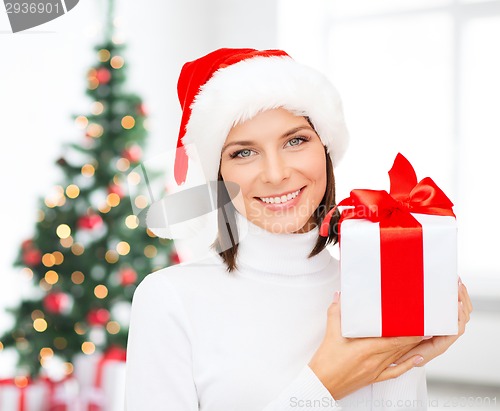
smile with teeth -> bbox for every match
[258,188,302,204]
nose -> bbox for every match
[260,152,291,185]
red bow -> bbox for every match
[320,153,455,237]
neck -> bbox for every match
[231,211,333,283]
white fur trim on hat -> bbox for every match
[182,55,349,183]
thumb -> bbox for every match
[326,291,342,337]
[327,291,340,313]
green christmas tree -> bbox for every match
[0,3,175,378]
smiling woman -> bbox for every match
[125,48,472,411]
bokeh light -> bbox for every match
[75,116,88,129]
[110,55,124,69]
[116,241,130,255]
[74,322,87,335]
[60,236,74,248]
[42,253,56,267]
[52,251,64,265]
[116,158,130,172]
[125,215,139,229]
[105,250,119,264]
[106,321,120,334]
[127,171,141,185]
[106,193,120,207]
[71,271,85,284]
[33,318,48,332]
[91,101,105,115]
[134,195,148,209]
[56,224,71,239]
[81,164,95,177]
[94,284,109,299]
[87,123,104,138]
[81,342,95,355]
[144,245,157,258]
[44,270,59,285]
[121,115,135,129]
[71,243,85,256]
[66,184,80,199]
[98,49,111,62]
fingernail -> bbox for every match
[333,291,340,304]
[458,276,462,285]
[414,356,424,365]
[423,336,432,340]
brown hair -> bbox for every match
[210,144,340,273]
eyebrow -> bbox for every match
[221,126,314,154]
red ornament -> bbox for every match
[44,292,73,315]
[108,184,124,198]
[95,68,111,85]
[136,103,147,116]
[118,267,137,286]
[78,214,103,230]
[87,308,110,326]
[22,248,42,266]
[22,239,34,250]
[121,145,142,163]
[170,251,181,265]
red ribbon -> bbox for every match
[320,153,455,336]
[88,346,127,411]
[40,375,74,411]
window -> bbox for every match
[279,0,500,287]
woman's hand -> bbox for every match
[308,292,425,400]
[393,278,473,367]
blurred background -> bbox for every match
[0,0,499,409]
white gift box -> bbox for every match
[73,351,126,411]
[340,213,458,338]
[53,378,79,411]
[0,380,47,411]
[101,362,126,411]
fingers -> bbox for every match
[458,281,473,314]
[456,279,472,338]
[459,296,471,324]
[457,308,466,336]
[376,335,425,354]
[375,355,425,382]
[326,291,342,340]
[457,296,470,336]
[326,291,341,318]
[457,280,472,331]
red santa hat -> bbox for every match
[173,48,349,186]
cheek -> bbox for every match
[220,163,254,212]
[302,146,327,190]
[221,163,247,191]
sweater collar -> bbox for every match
[233,210,333,279]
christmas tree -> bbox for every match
[0,1,175,379]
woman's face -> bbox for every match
[220,108,328,234]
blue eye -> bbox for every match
[229,136,309,159]
[230,149,254,159]
[287,136,309,146]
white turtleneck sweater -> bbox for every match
[125,212,427,411]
